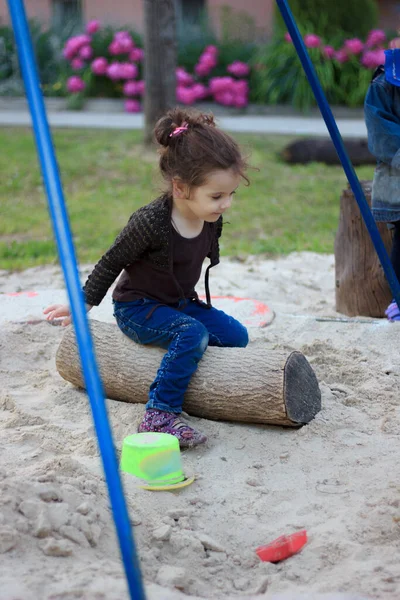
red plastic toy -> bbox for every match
[256,530,307,563]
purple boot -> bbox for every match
[385,301,400,322]
[138,409,207,448]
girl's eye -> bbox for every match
[211,191,236,200]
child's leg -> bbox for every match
[182,300,249,348]
[386,222,400,321]
[390,221,400,281]
[113,299,208,446]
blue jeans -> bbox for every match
[113,298,249,414]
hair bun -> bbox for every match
[153,115,175,147]
[200,113,216,128]
[154,107,216,147]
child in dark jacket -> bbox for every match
[44,108,249,446]
[365,42,400,321]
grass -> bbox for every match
[0,127,375,270]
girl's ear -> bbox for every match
[172,177,190,199]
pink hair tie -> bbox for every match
[169,122,189,137]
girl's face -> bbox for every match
[174,168,241,222]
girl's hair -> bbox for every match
[154,107,249,191]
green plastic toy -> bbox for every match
[120,432,194,490]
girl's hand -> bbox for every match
[43,303,92,327]
[43,304,72,326]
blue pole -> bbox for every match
[7,2,146,598]
[275,0,400,309]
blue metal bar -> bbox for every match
[276,0,400,309]
[7,2,146,598]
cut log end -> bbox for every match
[284,352,321,424]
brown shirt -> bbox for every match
[82,194,223,307]
[112,223,213,304]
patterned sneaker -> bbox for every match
[138,409,207,448]
[385,301,400,321]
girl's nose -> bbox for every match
[221,196,233,210]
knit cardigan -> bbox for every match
[83,193,223,307]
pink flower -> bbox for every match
[210,74,248,108]
[109,41,124,56]
[195,55,217,77]
[79,45,93,61]
[63,34,90,59]
[91,57,108,75]
[123,80,139,96]
[195,47,218,77]
[233,95,247,108]
[344,38,364,55]
[115,30,130,39]
[205,52,217,66]
[192,83,208,100]
[136,80,145,96]
[195,62,211,77]
[66,40,81,56]
[71,57,84,70]
[64,40,78,56]
[361,49,385,69]
[67,76,85,93]
[109,33,134,55]
[323,45,335,59]
[366,29,386,48]
[115,35,134,53]
[284,32,292,43]
[129,48,144,62]
[76,34,91,46]
[215,90,235,106]
[124,99,141,113]
[233,79,249,95]
[227,61,250,77]
[304,34,321,48]
[120,62,138,79]
[176,86,197,105]
[106,62,123,80]
[209,76,235,94]
[86,20,100,35]
[72,35,91,50]
[375,48,386,65]
[106,62,137,81]
[176,67,194,86]
[63,46,75,61]
[334,49,349,64]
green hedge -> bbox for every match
[274,0,379,39]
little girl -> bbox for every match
[365,41,400,321]
[44,108,249,447]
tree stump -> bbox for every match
[56,321,321,427]
[335,180,393,317]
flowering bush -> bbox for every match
[252,28,392,110]
[176,45,250,108]
[62,22,252,111]
[274,0,379,41]
[62,22,145,111]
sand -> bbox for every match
[1,252,400,600]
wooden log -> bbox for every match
[56,320,321,427]
[281,137,375,166]
[335,181,393,317]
